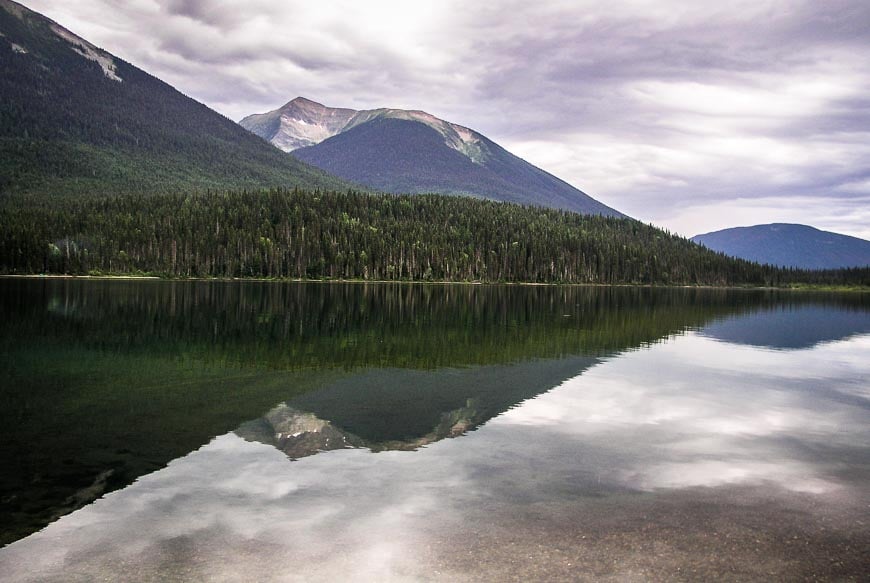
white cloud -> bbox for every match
[17,0,870,238]
[662,194,870,239]
[1,319,868,579]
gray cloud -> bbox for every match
[20,0,870,238]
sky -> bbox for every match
[21,0,870,238]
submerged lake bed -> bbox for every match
[0,280,868,581]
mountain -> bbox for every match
[691,223,870,269]
[240,97,624,217]
[0,0,354,196]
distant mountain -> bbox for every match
[240,97,624,217]
[0,0,353,196]
[692,224,870,269]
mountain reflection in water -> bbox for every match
[3,279,766,544]
[236,357,598,458]
[0,295,867,581]
[0,280,868,581]
[701,303,870,349]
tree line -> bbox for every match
[1,188,867,286]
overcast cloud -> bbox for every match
[22,0,870,238]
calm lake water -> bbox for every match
[0,279,868,581]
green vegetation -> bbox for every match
[2,4,865,289]
[2,189,868,287]
[1,279,830,544]
[2,275,866,544]
[0,3,355,196]
[782,283,870,292]
[0,279,844,544]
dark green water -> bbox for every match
[0,279,868,580]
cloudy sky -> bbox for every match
[22,0,870,238]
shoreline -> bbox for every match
[1,273,866,292]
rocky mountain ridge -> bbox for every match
[241,97,625,217]
[241,97,490,163]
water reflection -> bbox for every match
[3,279,764,544]
[236,357,598,458]
[1,279,869,578]
[496,334,870,495]
[0,308,867,581]
[701,303,870,349]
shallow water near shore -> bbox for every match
[0,280,868,580]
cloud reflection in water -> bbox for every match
[498,334,870,494]
[0,329,868,581]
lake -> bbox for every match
[0,279,868,581]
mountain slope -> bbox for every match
[240,97,624,217]
[692,224,870,269]
[0,0,354,196]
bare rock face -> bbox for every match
[240,97,488,162]
[240,97,358,152]
[240,97,625,217]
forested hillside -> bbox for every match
[0,0,353,196]
[2,189,867,286]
